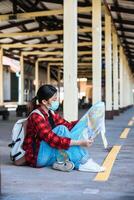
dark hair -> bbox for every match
[37,84,57,103]
[27,84,57,113]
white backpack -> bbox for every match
[8,109,44,166]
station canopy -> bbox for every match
[0,0,134,80]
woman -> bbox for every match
[23,84,105,172]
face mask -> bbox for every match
[49,101,59,111]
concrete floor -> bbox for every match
[0,107,134,200]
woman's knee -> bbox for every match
[53,125,69,131]
[59,125,69,129]
[53,125,70,137]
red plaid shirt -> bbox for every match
[23,107,77,167]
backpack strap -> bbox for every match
[28,109,45,156]
[30,109,45,119]
[48,110,56,129]
[30,109,56,129]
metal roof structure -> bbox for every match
[0,0,133,80]
[106,0,134,72]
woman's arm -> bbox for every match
[30,113,93,150]
[54,113,78,130]
[30,113,71,150]
[70,138,93,147]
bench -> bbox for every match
[0,163,1,196]
[0,106,9,120]
[16,105,28,117]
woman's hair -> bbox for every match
[27,84,57,113]
[37,84,57,102]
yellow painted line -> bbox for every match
[94,145,121,181]
[128,120,133,126]
[120,128,130,139]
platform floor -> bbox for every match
[0,107,134,200]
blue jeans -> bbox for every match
[37,124,90,169]
[37,102,105,169]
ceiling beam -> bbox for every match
[110,6,134,14]
[123,41,134,46]
[117,27,134,33]
[114,19,134,26]
[36,0,63,4]
[0,19,35,30]
[0,27,92,38]
[0,7,92,22]
[125,46,134,50]
[21,51,94,56]
[38,57,63,61]
[48,62,92,67]
[2,24,100,40]
[11,0,63,33]
[9,37,57,45]
[37,56,104,62]
[39,0,90,7]
[1,42,92,48]
[119,35,134,40]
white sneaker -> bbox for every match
[78,158,105,172]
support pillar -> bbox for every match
[124,56,130,108]
[47,64,50,84]
[35,60,39,94]
[130,75,134,105]
[92,0,102,105]
[123,55,127,108]
[63,0,78,121]
[127,61,132,107]
[18,73,21,104]
[19,55,24,105]
[105,11,113,119]
[58,66,61,102]
[112,31,119,115]
[0,48,3,105]
[119,46,124,112]
[127,63,130,106]
[16,55,26,117]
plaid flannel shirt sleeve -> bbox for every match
[54,113,78,130]
[30,113,71,149]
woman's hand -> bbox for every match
[70,138,94,147]
[79,138,94,147]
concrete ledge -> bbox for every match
[0,157,1,196]
[16,105,28,117]
[119,108,124,113]
[113,110,120,116]
[105,111,114,120]
[120,105,133,112]
[0,106,9,120]
[0,169,1,196]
